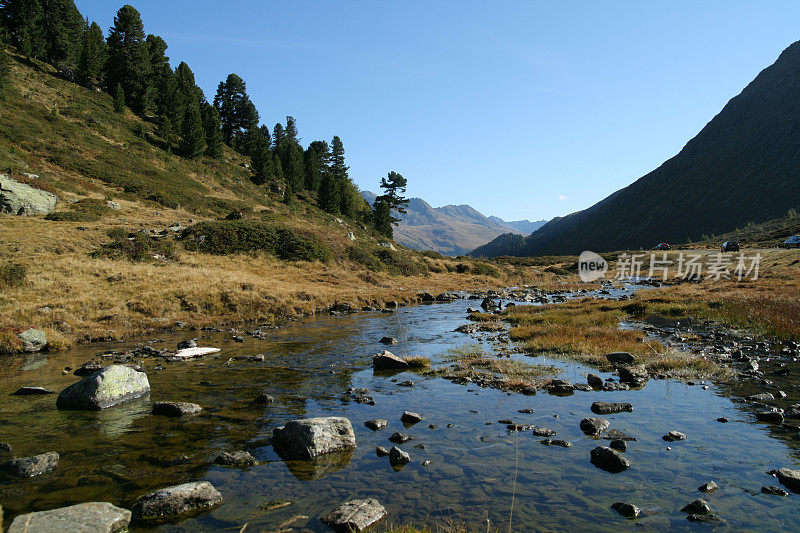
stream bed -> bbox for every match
[2,288,800,531]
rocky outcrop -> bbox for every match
[0,451,59,477]
[131,481,222,524]
[56,365,150,410]
[0,175,58,216]
[7,502,130,533]
[320,498,387,532]
[272,417,357,459]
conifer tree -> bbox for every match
[113,82,125,113]
[202,103,223,158]
[318,169,340,214]
[304,140,331,192]
[159,113,175,154]
[272,122,285,148]
[77,21,104,87]
[372,199,393,238]
[180,99,205,159]
[145,34,170,114]
[371,170,409,237]
[41,0,83,73]
[2,0,45,59]
[213,73,258,146]
[105,5,149,111]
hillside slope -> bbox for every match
[361,191,545,255]
[473,40,800,257]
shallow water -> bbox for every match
[1,291,800,532]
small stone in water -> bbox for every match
[762,485,789,496]
[610,439,627,452]
[663,431,687,442]
[698,481,718,492]
[365,419,388,431]
[375,446,390,457]
[611,501,640,518]
[681,499,712,515]
[389,432,414,444]
[716,417,729,423]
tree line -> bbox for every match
[0,1,408,237]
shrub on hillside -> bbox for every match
[181,220,331,262]
[348,245,383,271]
[376,248,425,276]
[470,261,499,277]
[45,198,112,222]
[93,228,177,262]
[0,262,27,288]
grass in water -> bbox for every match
[444,344,561,389]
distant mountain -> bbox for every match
[361,191,546,256]
[472,39,800,258]
[487,216,546,234]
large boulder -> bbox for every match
[321,498,387,532]
[372,350,409,370]
[590,446,630,473]
[131,481,222,524]
[7,502,131,533]
[272,417,356,459]
[776,468,800,492]
[591,401,633,415]
[605,352,635,365]
[580,417,609,436]
[56,365,150,410]
[0,175,58,216]
[17,328,48,353]
[0,451,59,477]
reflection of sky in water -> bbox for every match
[0,290,799,531]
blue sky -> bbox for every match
[75,1,800,221]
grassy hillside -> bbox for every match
[0,52,551,353]
[473,39,800,257]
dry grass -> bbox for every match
[403,356,431,368]
[445,344,561,389]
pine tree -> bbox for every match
[113,82,125,113]
[318,170,340,214]
[202,103,223,158]
[305,140,331,192]
[159,113,175,154]
[213,73,258,146]
[245,125,270,184]
[372,199,393,238]
[2,0,45,59]
[283,181,294,205]
[40,0,83,73]
[180,99,205,159]
[272,122,285,148]
[285,115,299,143]
[371,170,409,237]
[330,135,357,216]
[145,34,170,114]
[105,5,150,111]
[77,21,104,87]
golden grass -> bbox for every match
[445,344,561,389]
[403,356,431,368]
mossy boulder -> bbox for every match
[56,365,150,410]
[0,175,57,216]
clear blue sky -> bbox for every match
[75,0,800,221]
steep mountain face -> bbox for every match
[473,40,800,258]
[487,216,547,234]
[361,192,545,255]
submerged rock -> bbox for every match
[589,446,630,473]
[532,427,558,437]
[611,501,640,518]
[272,417,357,459]
[56,365,150,410]
[0,451,59,478]
[320,498,387,533]
[762,485,789,496]
[662,431,687,442]
[389,432,414,444]
[152,401,202,417]
[131,481,222,524]
[375,446,390,457]
[609,439,627,452]
[364,419,388,431]
[254,392,274,404]
[371,350,409,370]
[540,439,572,447]
[602,429,636,441]
[580,417,609,435]
[12,386,54,395]
[7,502,130,533]
[214,450,256,467]
[681,499,712,515]
[591,401,633,415]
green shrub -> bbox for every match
[181,220,331,262]
[376,248,425,276]
[471,262,499,277]
[0,262,27,288]
[348,245,382,271]
[93,229,177,262]
[455,263,470,274]
[544,265,571,276]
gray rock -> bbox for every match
[756,410,784,424]
[17,328,48,353]
[762,485,789,496]
[602,381,630,391]
[580,417,609,435]
[379,337,398,345]
[214,450,256,467]
[254,392,274,404]
[7,502,130,533]
[372,350,409,370]
[609,439,627,452]
[611,501,640,518]
[775,468,800,492]
[605,351,635,365]
[106,200,122,210]
[698,481,718,492]
[0,451,59,477]
[131,481,222,524]
[602,429,637,441]
[177,339,196,349]
[587,373,603,388]
[663,431,687,442]
[681,499,711,515]
[591,401,633,415]
[152,401,202,417]
[540,439,572,447]
[389,432,414,444]
[617,364,648,386]
[401,411,424,425]
[74,360,103,376]
[12,386,55,395]
[365,419,388,431]
[57,365,150,410]
[747,392,774,402]
[533,427,558,437]
[0,175,58,215]
[320,498,387,533]
[375,446,390,457]
[589,446,630,473]
[272,417,356,459]
[389,446,410,467]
